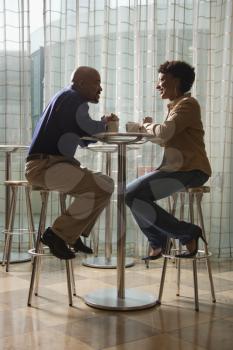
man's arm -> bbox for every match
[76,103,106,137]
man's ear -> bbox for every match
[73,79,83,90]
[78,79,84,88]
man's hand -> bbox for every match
[143,116,153,124]
[101,113,119,123]
[102,113,119,132]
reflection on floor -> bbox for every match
[0,255,233,350]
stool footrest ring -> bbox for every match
[28,247,53,257]
[163,249,212,260]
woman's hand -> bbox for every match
[143,116,153,124]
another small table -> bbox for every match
[83,132,159,310]
[0,144,30,263]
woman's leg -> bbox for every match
[125,169,209,251]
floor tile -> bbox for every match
[0,311,45,338]
[0,329,93,350]
[124,303,217,331]
[104,334,207,350]
[0,276,29,292]
[55,314,160,348]
[169,318,233,350]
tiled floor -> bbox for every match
[0,255,233,350]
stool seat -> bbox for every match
[181,185,210,193]
[5,180,30,186]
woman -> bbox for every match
[125,60,211,259]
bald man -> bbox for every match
[25,66,115,259]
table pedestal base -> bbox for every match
[82,257,134,269]
[84,288,157,310]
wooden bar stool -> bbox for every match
[2,180,36,272]
[157,186,216,311]
[27,189,76,307]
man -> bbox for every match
[25,66,115,259]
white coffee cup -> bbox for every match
[107,120,119,132]
[125,122,140,132]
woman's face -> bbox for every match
[156,72,181,101]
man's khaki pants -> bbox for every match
[25,155,114,244]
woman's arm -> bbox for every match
[143,97,201,142]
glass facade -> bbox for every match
[31,47,44,131]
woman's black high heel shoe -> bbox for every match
[142,250,163,261]
[175,227,207,258]
[142,248,163,269]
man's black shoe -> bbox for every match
[71,237,93,254]
[41,227,75,260]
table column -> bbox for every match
[84,133,157,310]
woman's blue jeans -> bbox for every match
[125,169,209,249]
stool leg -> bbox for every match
[193,259,199,311]
[167,196,172,214]
[176,258,181,296]
[157,257,168,304]
[2,185,14,267]
[25,186,36,249]
[66,260,73,306]
[171,193,178,260]
[59,193,75,304]
[157,240,171,304]
[171,192,178,216]
[144,241,150,269]
[189,192,200,311]
[196,193,216,303]
[188,192,195,223]
[59,192,67,213]
[28,191,49,306]
[34,251,43,296]
[34,192,50,296]
[176,192,185,296]
[70,260,77,296]
[4,187,18,272]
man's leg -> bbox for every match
[25,156,114,256]
[52,175,114,244]
[45,163,114,245]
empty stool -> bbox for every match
[27,189,76,307]
[157,186,216,311]
[2,180,36,272]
